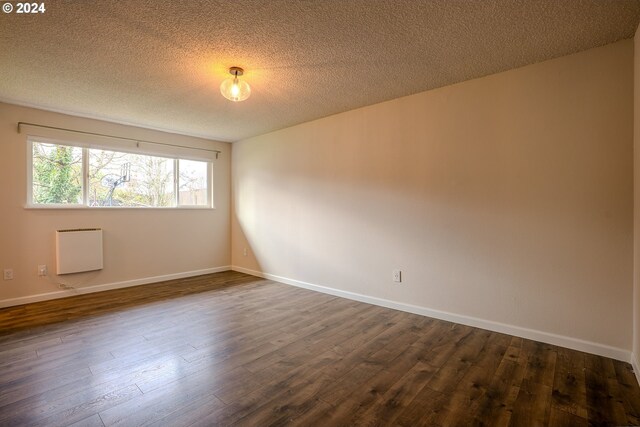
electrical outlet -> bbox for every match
[392,269,402,283]
[4,269,14,280]
[38,265,47,276]
[243,247,248,257]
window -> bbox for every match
[32,141,83,205]
[28,138,213,208]
[178,159,208,206]
[88,148,175,207]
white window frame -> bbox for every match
[26,136,215,209]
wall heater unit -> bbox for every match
[55,228,103,275]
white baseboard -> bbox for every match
[632,352,640,386]
[0,266,232,309]
[232,265,631,363]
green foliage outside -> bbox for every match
[32,143,82,204]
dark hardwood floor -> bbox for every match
[0,271,639,426]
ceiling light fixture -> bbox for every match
[220,66,251,102]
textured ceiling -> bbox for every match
[1,0,639,142]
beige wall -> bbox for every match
[0,103,231,305]
[634,25,640,368]
[232,40,634,353]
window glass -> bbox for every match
[32,142,83,204]
[89,149,174,207]
[178,159,208,206]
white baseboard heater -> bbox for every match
[56,228,103,275]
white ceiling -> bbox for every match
[1,0,639,142]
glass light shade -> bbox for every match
[220,76,251,102]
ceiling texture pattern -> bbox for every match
[1,0,639,142]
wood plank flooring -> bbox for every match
[0,270,639,426]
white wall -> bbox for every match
[0,102,231,306]
[232,40,634,358]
